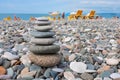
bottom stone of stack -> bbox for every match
[28,53,61,67]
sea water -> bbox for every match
[0,13,120,20]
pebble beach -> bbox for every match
[0,18,120,80]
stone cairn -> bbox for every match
[28,17,61,67]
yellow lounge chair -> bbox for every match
[83,10,96,19]
[75,10,83,19]
[68,14,76,20]
[3,16,12,21]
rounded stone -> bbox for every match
[31,38,56,45]
[35,17,49,21]
[34,26,52,31]
[80,73,94,80]
[70,62,87,73]
[30,31,55,38]
[29,45,60,54]
[106,58,119,65]
[34,21,51,26]
[28,53,61,67]
[0,66,6,75]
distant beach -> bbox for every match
[0,13,120,20]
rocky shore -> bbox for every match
[0,19,120,80]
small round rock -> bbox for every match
[106,58,119,65]
[0,66,6,75]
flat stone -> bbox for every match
[20,67,36,78]
[100,71,111,78]
[28,53,61,67]
[20,67,29,75]
[64,37,72,42]
[22,47,29,52]
[85,69,96,73]
[34,26,52,31]
[35,17,49,21]
[0,48,4,54]
[106,58,119,65]
[21,71,36,78]
[52,68,64,72]
[0,58,4,65]
[93,56,103,64]
[30,31,55,38]
[29,64,41,72]
[94,77,102,80]
[64,71,75,80]
[1,52,19,60]
[20,54,31,67]
[18,77,33,80]
[84,29,92,32]
[33,78,44,80]
[80,72,94,80]
[29,45,60,54]
[110,73,120,79]
[3,60,11,68]
[7,68,14,77]
[87,64,95,70]
[31,38,55,45]
[34,21,51,26]
[104,77,112,80]
[50,70,58,79]
[44,68,51,78]
[74,78,83,80]
[70,62,87,73]
[0,66,6,75]
[69,54,76,61]
[0,75,11,79]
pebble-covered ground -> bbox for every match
[0,19,120,80]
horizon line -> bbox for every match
[0,12,120,14]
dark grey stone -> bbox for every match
[50,71,58,79]
[0,58,4,65]
[12,72,18,79]
[92,56,103,64]
[43,68,51,78]
[3,60,11,68]
[29,64,42,72]
[29,45,60,54]
[87,64,95,70]
[100,71,111,78]
[30,31,55,38]
[34,26,52,32]
[34,21,51,26]
[31,38,55,45]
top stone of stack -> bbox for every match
[36,17,49,21]
[34,17,51,26]
[34,17,52,31]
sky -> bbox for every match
[0,0,120,14]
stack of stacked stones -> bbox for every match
[28,17,61,67]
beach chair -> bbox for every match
[68,12,76,20]
[3,16,12,21]
[83,10,96,19]
[75,10,83,19]
[68,15,76,20]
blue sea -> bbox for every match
[0,13,120,20]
